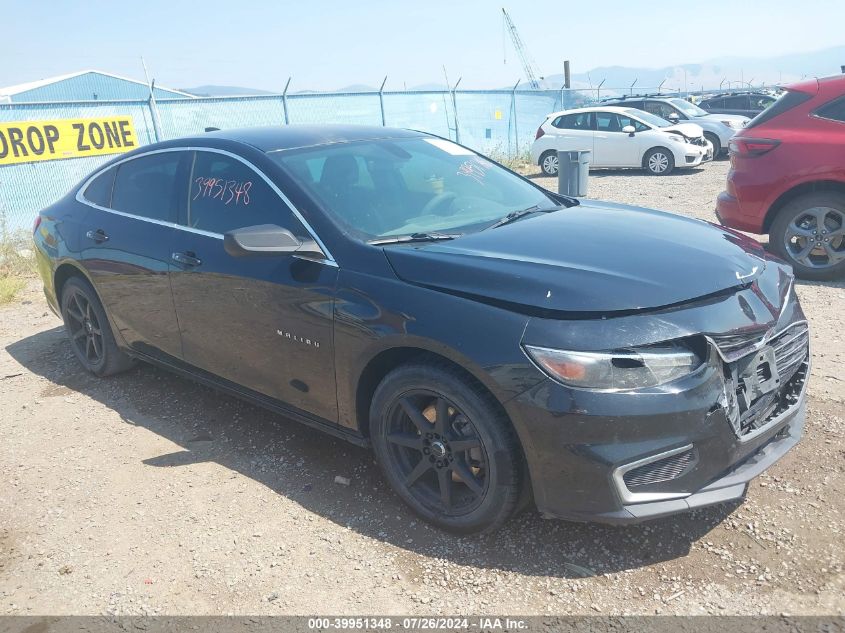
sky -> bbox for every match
[1,0,844,91]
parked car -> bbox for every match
[34,125,808,533]
[602,95,749,157]
[716,75,845,280]
[699,92,778,118]
[531,106,712,176]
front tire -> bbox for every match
[370,363,522,534]
[539,150,558,176]
[770,192,845,280]
[644,147,675,175]
[60,277,135,376]
[704,132,721,159]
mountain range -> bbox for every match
[181,45,845,96]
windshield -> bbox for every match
[669,98,709,117]
[269,137,559,240]
[624,108,672,128]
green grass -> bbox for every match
[0,277,25,305]
[0,226,36,305]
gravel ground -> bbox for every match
[1,159,843,616]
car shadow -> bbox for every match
[6,326,741,580]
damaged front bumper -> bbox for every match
[506,264,809,524]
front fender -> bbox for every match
[332,269,543,433]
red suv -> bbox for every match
[716,75,845,280]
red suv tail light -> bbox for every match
[535,126,545,140]
[728,138,781,157]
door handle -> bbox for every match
[172,251,202,267]
[85,229,109,243]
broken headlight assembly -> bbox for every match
[523,342,703,391]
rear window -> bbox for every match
[746,90,813,129]
[814,96,845,123]
[83,167,116,207]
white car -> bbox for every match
[531,106,713,176]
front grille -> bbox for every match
[691,137,708,147]
[721,324,808,438]
[623,449,696,488]
[770,322,809,384]
[710,328,768,361]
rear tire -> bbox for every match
[539,151,558,176]
[60,277,135,376]
[770,192,845,280]
[644,147,674,175]
[704,133,721,159]
[370,362,523,534]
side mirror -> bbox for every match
[224,224,326,261]
[667,112,681,123]
[622,125,636,136]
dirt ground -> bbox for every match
[1,159,843,616]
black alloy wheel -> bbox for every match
[371,363,522,533]
[60,277,135,376]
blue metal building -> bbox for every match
[0,70,193,103]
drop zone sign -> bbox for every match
[0,116,138,165]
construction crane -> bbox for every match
[502,8,542,89]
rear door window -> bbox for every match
[595,112,622,132]
[552,112,593,130]
[111,152,182,221]
[725,95,750,109]
[186,151,303,235]
[643,101,677,119]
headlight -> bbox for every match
[668,134,685,144]
[523,343,702,391]
[722,120,742,129]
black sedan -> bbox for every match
[33,125,809,533]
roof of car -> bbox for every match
[700,91,774,101]
[194,125,427,152]
[544,105,643,118]
[600,94,677,103]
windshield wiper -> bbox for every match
[368,232,461,245]
[484,204,559,231]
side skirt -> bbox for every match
[128,350,370,448]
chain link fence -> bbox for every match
[1,85,678,233]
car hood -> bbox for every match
[663,122,704,139]
[701,113,749,125]
[383,202,768,315]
